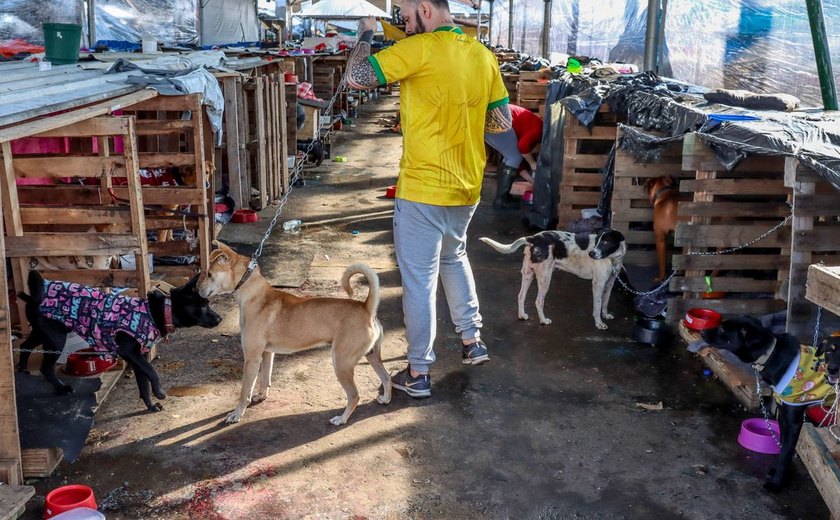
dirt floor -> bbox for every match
[19,95,831,519]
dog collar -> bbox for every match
[233,257,259,293]
[651,185,675,205]
[163,296,175,334]
[752,336,777,372]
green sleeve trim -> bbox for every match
[368,55,387,86]
[487,96,510,111]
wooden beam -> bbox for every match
[12,156,126,179]
[0,485,35,519]
[0,89,157,143]
[122,118,151,299]
[32,116,129,138]
[0,182,21,484]
[5,233,141,257]
[138,152,197,169]
[806,264,840,317]
[123,93,201,112]
[19,207,132,226]
[134,119,194,136]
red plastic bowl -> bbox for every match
[807,404,837,426]
[231,209,259,223]
[65,348,117,377]
[737,418,781,455]
[683,308,722,331]
[44,484,97,519]
[385,185,397,199]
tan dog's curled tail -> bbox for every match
[341,263,380,316]
[479,236,528,254]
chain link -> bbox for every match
[754,371,784,449]
[613,204,793,297]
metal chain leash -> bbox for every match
[614,203,793,297]
[754,371,784,449]
[237,45,361,282]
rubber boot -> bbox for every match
[493,165,520,210]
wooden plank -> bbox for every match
[806,264,840,317]
[679,178,790,196]
[124,93,202,112]
[797,424,840,519]
[564,125,617,140]
[0,460,20,486]
[30,269,139,288]
[19,207,132,226]
[5,233,141,257]
[670,277,781,293]
[675,224,791,248]
[134,119,194,136]
[17,185,205,207]
[677,202,791,218]
[563,153,609,169]
[255,77,268,209]
[21,448,62,478]
[561,173,603,187]
[138,152,197,169]
[0,142,30,335]
[32,116,129,138]
[278,77,291,195]
[0,176,21,484]
[12,156,127,179]
[0,90,157,143]
[674,254,792,270]
[94,360,126,407]
[154,264,200,279]
[787,158,816,337]
[793,227,840,252]
[0,485,34,520]
[148,241,196,256]
[122,118,150,299]
[223,77,244,210]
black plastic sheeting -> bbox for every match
[526,73,840,230]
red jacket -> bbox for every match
[510,104,544,154]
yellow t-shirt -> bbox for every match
[369,27,509,206]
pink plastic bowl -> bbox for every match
[738,418,781,455]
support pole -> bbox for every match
[541,0,551,58]
[489,0,494,44]
[805,0,838,110]
[507,0,514,50]
[643,0,660,72]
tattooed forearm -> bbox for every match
[347,41,381,90]
[485,104,513,134]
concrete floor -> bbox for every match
[21,95,829,519]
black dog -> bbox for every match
[17,270,221,412]
[703,317,840,492]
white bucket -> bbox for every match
[141,36,157,54]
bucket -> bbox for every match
[44,485,97,519]
[43,23,82,65]
[141,36,157,54]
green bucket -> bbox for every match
[43,23,82,65]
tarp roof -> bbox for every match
[297,0,391,20]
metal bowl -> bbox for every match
[632,318,672,347]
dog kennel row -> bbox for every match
[553,113,840,340]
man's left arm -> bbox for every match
[486,103,512,134]
[347,28,381,90]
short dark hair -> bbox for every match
[404,0,451,11]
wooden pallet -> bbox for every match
[785,160,840,338]
[669,134,790,321]
[556,105,619,228]
[807,264,840,317]
[611,126,691,267]
[797,424,840,518]
[0,485,34,520]
[517,70,550,113]
[502,73,519,102]
[122,93,213,282]
[678,322,765,410]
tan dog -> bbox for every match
[644,175,678,282]
[198,241,391,425]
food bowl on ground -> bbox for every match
[231,209,259,223]
[631,317,672,347]
[44,484,97,519]
[683,308,722,331]
[737,418,781,455]
[64,348,117,377]
[701,290,727,299]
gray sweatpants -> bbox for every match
[393,198,482,374]
[485,128,522,169]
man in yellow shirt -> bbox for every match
[347,2,511,398]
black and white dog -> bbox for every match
[17,270,222,412]
[479,229,626,329]
[703,316,840,492]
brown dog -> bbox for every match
[644,175,678,282]
[198,241,391,426]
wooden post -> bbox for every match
[121,118,151,298]
[278,77,290,193]
[0,143,30,335]
[223,76,244,210]
[236,76,250,209]
[255,77,268,208]
[785,157,816,339]
[190,96,211,278]
[0,185,22,485]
